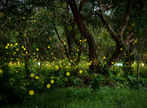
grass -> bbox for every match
[1,62,147,108]
[2,87,147,108]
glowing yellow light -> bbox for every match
[55,65,59,70]
[16,48,19,51]
[133,39,138,44]
[50,79,55,84]
[17,61,21,66]
[36,48,39,51]
[141,63,144,67]
[10,43,13,47]
[120,48,123,51]
[7,43,10,46]
[15,43,18,46]
[0,69,3,75]
[5,46,8,49]
[30,73,35,78]
[66,72,70,76]
[48,45,51,49]
[28,90,35,96]
[46,84,51,88]
[111,61,114,65]
[79,70,83,74]
[83,39,87,42]
[21,45,25,49]
[8,62,13,67]
[26,51,28,54]
[63,42,66,45]
[35,76,39,80]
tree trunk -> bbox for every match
[68,0,100,72]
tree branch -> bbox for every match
[79,0,86,12]
[53,22,71,61]
[119,0,133,37]
[95,10,120,43]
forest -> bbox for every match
[0,0,147,108]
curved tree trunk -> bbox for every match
[68,0,100,72]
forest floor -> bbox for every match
[2,87,147,108]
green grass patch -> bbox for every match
[2,87,147,108]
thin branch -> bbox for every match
[53,22,70,60]
[119,0,133,37]
[79,0,86,12]
[95,10,119,43]
[125,32,134,45]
